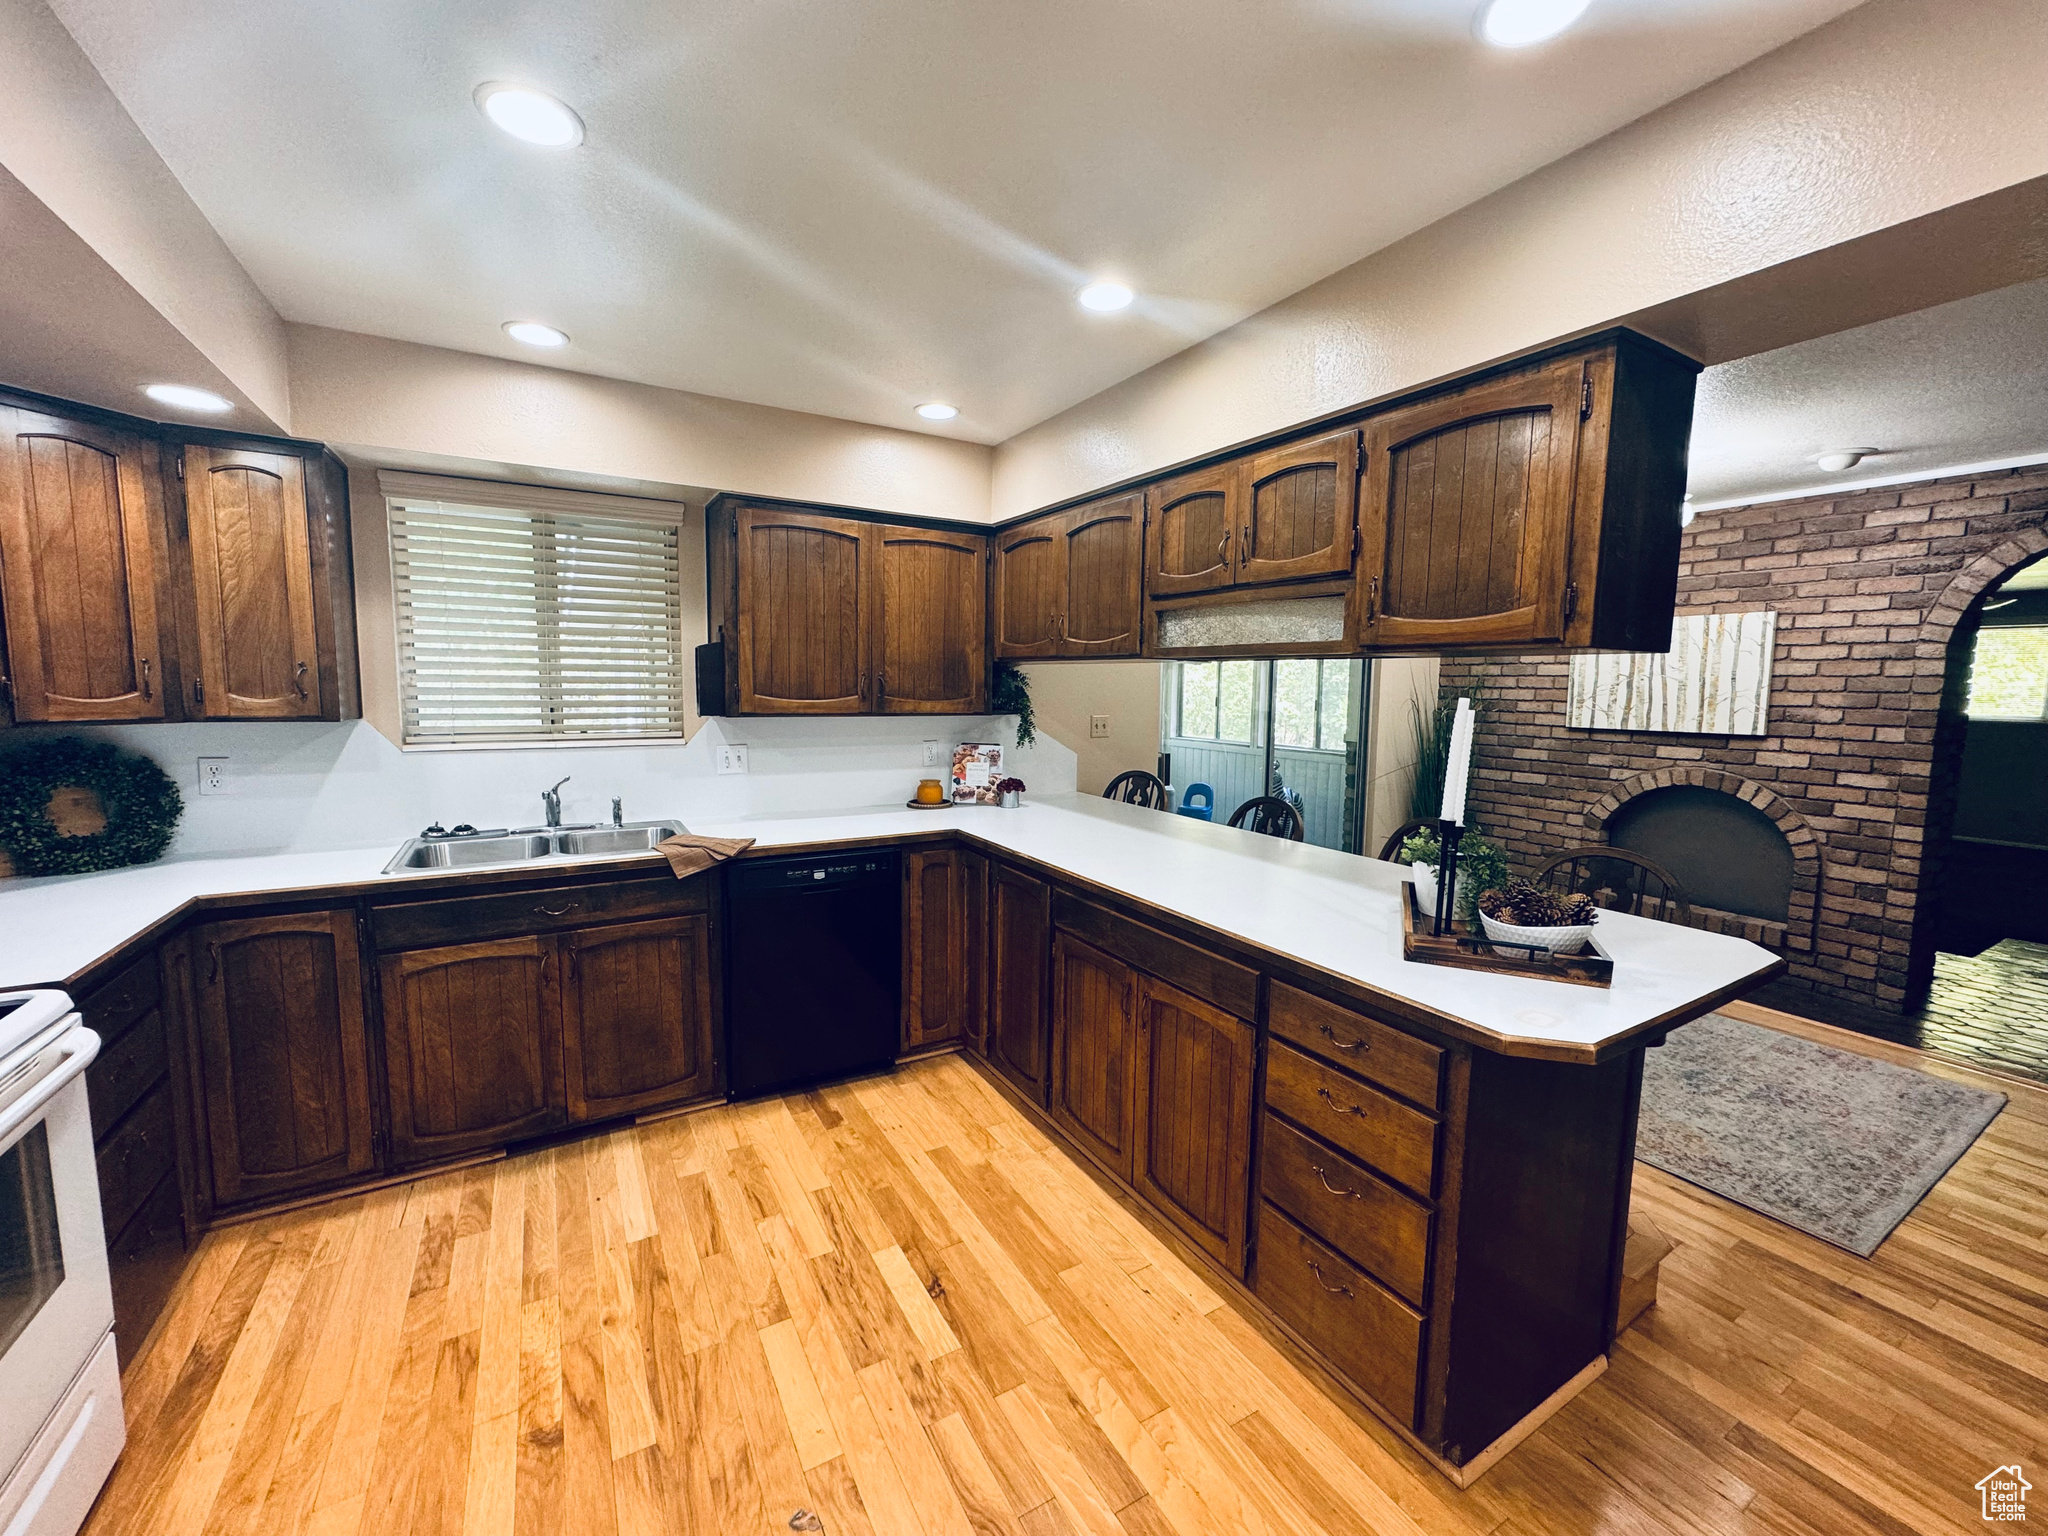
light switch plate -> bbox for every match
[197,757,228,796]
[1089,714,1111,739]
[717,743,751,775]
[922,739,942,767]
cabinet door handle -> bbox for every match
[566,946,579,982]
[875,670,886,705]
[206,941,221,985]
[1318,1024,1367,1053]
[1364,576,1380,625]
[535,902,578,916]
[539,952,550,985]
[1316,1086,1370,1121]
[293,661,310,700]
[139,657,152,700]
[1238,524,1250,568]
[1310,1163,1361,1200]
[1216,530,1231,571]
[1307,1261,1353,1298]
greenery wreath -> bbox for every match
[0,738,183,876]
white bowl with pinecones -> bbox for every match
[1477,881,1598,957]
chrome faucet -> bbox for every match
[542,776,570,828]
[611,795,623,827]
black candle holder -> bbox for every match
[1431,817,1463,938]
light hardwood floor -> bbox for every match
[85,1006,2048,1536]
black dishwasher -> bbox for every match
[726,849,901,1099]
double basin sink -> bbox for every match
[383,820,687,874]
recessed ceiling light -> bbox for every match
[1815,448,1879,472]
[1477,0,1592,48]
[503,321,570,348]
[1077,281,1135,313]
[474,82,584,147]
[915,402,959,421]
[143,383,232,413]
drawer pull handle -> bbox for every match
[1310,1163,1360,1200]
[206,942,221,985]
[535,902,578,916]
[1317,1024,1366,1053]
[1307,1261,1353,1298]
[1316,1086,1369,1120]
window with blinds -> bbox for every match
[387,497,687,743]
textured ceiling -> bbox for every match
[49,0,1862,443]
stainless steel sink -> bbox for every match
[554,822,685,856]
[382,820,685,874]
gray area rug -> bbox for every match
[1636,1013,2007,1256]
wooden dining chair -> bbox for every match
[1226,796,1306,841]
[1376,818,1435,862]
[1102,770,1169,809]
[1532,846,1693,925]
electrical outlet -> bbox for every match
[717,743,751,775]
[1089,714,1111,739]
[197,757,228,796]
[922,739,942,767]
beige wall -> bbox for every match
[1022,661,1162,796]
[293,326,993,524]
[990,0,2048,518]
[1361,658,1440,858]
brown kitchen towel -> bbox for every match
[656,831,756,878]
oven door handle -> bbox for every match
[0,1028,100,1155]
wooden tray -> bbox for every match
[1400,881,1613,988]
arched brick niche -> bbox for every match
[1583,769,1821,951]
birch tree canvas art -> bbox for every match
[1567,611,1776,735]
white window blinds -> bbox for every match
[387,495,686,743]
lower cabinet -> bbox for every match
[903,847,972,1051]
[1132,975,1255,1273]
[986,863,1052,1102]
[378,935,565,1166]
[189,909,377,1206]
[561,915,716,1120]
[1049,932,1138,1176]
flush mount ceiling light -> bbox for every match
[915,402,959,421]
[1477,0,1592,48]
[1815,448,1879,472]
[474,82,584,147]
[143,383,231,413]
[1076,281,1135,313]
[503,320,570,348]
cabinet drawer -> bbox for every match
[97,1081,177,1239]
[1268,981,1442,1109]
[87,999,169,1141]
[1265,1040,1437,1196]
[80,951,160,1042]
[372,872,709,950]
[107,1170,187,1369]
[1261,1113,1430,1307]
[1254,1203,1422,1429]
[1052,891,1257,1019]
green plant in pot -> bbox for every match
[990,659,1035,748]
[1397,826,1508,923]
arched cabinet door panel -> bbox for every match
[1131,975,1254,1275]
[993,517,1063,658]
[0,406,167,721]
[875,525,987,713]
[561,915,716,1121]
[1059,493,1142,655]
[378,935,565,1164]
[1240,428,1359,587]
[733,506,872,713]
[988,864,1052,1103]
[182,445,322,717]
[1049,931,1137,1179]
[1145,464,1238,598]
[190,909,375,1206]
[1353,358,1586,649]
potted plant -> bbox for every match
[996,776,1026,808]
[1398,827,1508,922]
[1477,880,1600,956]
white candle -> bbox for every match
[1439,697,1475,826]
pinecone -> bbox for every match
[1478,880,1598,927]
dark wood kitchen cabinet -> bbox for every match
[1143,427,1359,598]
[378,934,565,1165]
[992,492,1143,659]
[0,402,170,721]
[1049,931,1138,1178]
[711,497,990,715]
[1352,338,1695,652]
[189,909,377,1206]
[904,845,982,1051]
[1132,974,1255,1274]
[986,862,1052,1102]
[561,915,716,1120]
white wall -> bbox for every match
[0,715,1075,861]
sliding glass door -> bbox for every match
[1160,659,1367,851]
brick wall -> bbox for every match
[1441,467,2048,1020]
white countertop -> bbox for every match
[0,793,1778,1058]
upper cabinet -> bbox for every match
[992,492,1142,660]
[1143,427,1360,599]
[711,497,990,716]
[0,404,169,721]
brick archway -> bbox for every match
[1582,768,1822,951]
[1919,524,2048,646]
